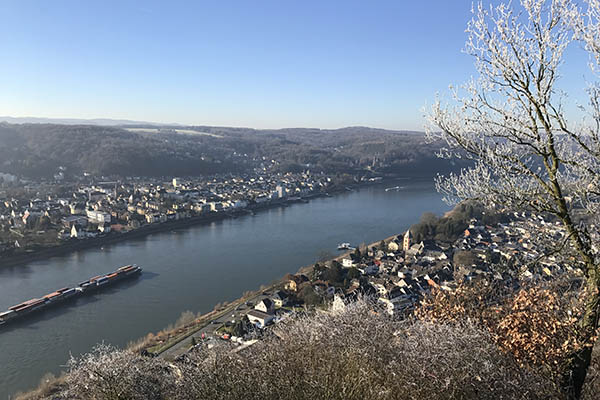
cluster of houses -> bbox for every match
[0,171,332,256]
[344,212,590,314]
[238,211,587,328]
[454,211,591,279]
[198,224,474,347]
[178,210,593,357]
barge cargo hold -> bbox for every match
[0,264,142,327]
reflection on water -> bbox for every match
[0,179,448,397]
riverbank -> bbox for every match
[11,221,406,399]
[0,195,326,269]
[133,232,402,358]
[10,225,416,400]
[0,175,409,269]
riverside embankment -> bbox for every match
[0,197,315,269]
[0,178,448,398]
[0,178,391,269]
[144,231,405,362]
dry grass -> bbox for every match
[14,373,67,400]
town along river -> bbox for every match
[0,178,449,397]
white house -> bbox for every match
[331,294,346,313]
[70,225,81,238]
[379,296,413,316]
[246,310,274,328]
[403,230,412,251]
[86,210,111,224]
[255,299,275,314]
[71,225,96,239]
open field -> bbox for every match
[125,127,223,138]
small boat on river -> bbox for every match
[337,242,355,250]
[385,186,404,192]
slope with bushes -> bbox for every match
[20,297,571,400]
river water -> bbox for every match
[0,178,448,397]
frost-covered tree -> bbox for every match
[426,0,600,397]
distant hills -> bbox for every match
[0,120,464,179]
[0,116,172,126]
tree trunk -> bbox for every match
[562,266,600,399]
[556,211,599,399]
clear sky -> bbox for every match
[0,1,593,130]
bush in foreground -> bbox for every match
[415,278,599,394]
[31,298,559,400]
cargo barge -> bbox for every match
[0,264,142,327]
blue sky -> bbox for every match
[0,1,593,130]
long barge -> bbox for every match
[0,264,142,327]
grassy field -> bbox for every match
[125,127,223,138]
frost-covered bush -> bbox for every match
[38,298,559,400]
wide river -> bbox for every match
[0,178,448,397]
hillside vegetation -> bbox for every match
[20,298,565,400]
[0,124,242,178]
[0,123,463,179]
[410,201,509,244]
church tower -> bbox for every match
[403,230,412,252]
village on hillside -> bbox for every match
[174,210,590,357]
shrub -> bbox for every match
[61,344,176,400]
[40,298,560,400]
[174,298,556,400]
[416,278,591,386]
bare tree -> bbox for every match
[426,0,600,397]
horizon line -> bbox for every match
[0,115,425,132]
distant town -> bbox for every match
[0,167,349,259]
[0,164,397,262]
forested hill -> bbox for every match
[0,122,464,179]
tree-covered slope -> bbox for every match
[0,123,463,179]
